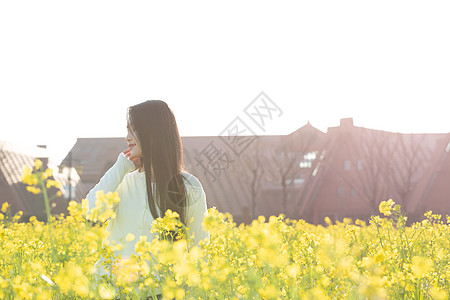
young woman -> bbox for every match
[85,100,209,298]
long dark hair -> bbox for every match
[127,100,189,226]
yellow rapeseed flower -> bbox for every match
[98,284,116,299]
[258,284,279,299]
[379,199,395,216]
[81,198,89,216]
[34,159,43,170]
[46,180,61,189]
[429,287,448,300]
[1,202,9,213]
[165,209,180,219]
[26,186,41,194]
[42,168,53,180]
[411,256,433,278]
[20,165,35,185]
[126,233,135,242]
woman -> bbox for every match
[85,100,209,298]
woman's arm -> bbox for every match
[85,152,136,213]
[186,187,210,246]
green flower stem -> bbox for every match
[38,172,51,223]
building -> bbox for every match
[61,120,450,225]
[0,141,83,221]
[58,137,125,195]
[297,118,450,224]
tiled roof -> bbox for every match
[0,141,46,185]
[0,140,81,220]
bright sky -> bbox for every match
[1,0,449,165]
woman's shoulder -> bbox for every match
[181,171,206,206]
[181,171,204,191]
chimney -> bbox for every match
[340,118,354,127]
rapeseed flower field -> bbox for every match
[0,160,449,299]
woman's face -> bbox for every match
[126,122,143,159]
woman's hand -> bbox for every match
[123,149,142,170]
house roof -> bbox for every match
[288,121,325,138]
[59,137,129,186]
[0,140,79,220]
[0,140,46,185]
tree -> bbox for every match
[385,133,431,211]
[232,136,267,220]
[330,128,392,214]
[265,127,322,218]
[332,128,431,214]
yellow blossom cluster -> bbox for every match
[379,199,395,216]
[83,191,121,223]
[21,161,61,193]
[20,159,63,222]
[151,209,188,242]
